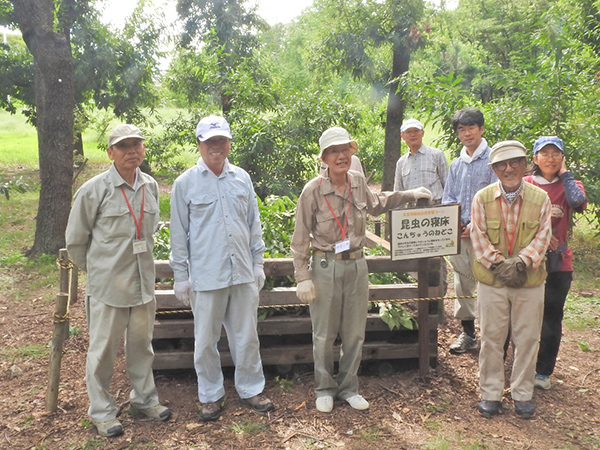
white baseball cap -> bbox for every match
[400,118,424,133]
[195,115,232,142]
[489,140,527,165]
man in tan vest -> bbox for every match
[470,140,551,419]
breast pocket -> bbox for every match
[486,220,501,245]
[189,194,220,226]
[230,187,250,217]
[97,206,133,241]
[315,210,339,242]
[352,200,367,237]
[518,221,539,248]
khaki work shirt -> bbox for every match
[291,170,415,282]
[66,164,160,307]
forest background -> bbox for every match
[2,0,600,257]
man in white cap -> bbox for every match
[66,124,171,437]
[291,126,432,413]
[169,115,274,421]
[470,140,551,419]
[394,118,448,204]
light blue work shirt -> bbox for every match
[442,139,497,226]
[169,158,265,291]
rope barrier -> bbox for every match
[53,312,70,324]
[56,258,74,271]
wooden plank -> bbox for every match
[156,285,443,310]
[152,340,438,371]
[365,230,391,252]
[155,256,443,280]
[152,313,439,340]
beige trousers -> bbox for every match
[310,252,369,400]
[85,297,159,421]
[448,237,478,320]
[477,283,544,401]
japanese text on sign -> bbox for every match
[390,204,461,261]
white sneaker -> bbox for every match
[93,418,123,437]
[346,394,369,410]
[315,396,334,413]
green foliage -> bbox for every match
[153,224,171,261]
[0,344,49,361]
[377,301,417,331]
[0,172,36,200]
[229,419,267,435]
[257,194,296,258]
[274,375,294,392]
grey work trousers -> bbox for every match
[309,252,369,400]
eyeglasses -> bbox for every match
[536,151,563,160]
[493,158,525,171]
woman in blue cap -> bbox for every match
[524,136,587,390]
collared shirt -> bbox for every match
[442,139,497,226]
[471,182,552,270]
[169,158,265,291]
[291,171,416,282]
[66,164,160,307]
[394,144,448,201]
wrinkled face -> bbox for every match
[401,128,424,149]
[533,144,563,178]
[198,135,231,174]
[107,138,145,172]
[492,157,527,191]
[321,143,352,177]
[456,124,485,152]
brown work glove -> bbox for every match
[492,257,527,288]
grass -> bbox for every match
[228,419,267,434]
[0,344,49,361]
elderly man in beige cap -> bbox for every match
[66,124,171,437]
[470,140,552,420]
[291,126,432,413]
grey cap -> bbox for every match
[108,124,144,147]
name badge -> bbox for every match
[335,239,350,254]
[133,239,147,254]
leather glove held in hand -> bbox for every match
[174,280,193,307]
[492,257,527,288]
[296,279,316,304]
[408,187,432,202]
[254,264,266,291]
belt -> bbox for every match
[313,249,364,260]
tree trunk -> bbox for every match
[12,0,75,256]
[382,42,411,192]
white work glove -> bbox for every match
[254,264,266,291]
[174,280,193,307]
[296,279,316,304]
[407,187,432,202]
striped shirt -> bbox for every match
[394,144,448,202]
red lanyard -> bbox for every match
[499,196,522,256]
[321,176,352,240]
[120,185,145,240]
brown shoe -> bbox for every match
[241,394,275,413]
[200,398,224,421]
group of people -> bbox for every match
[65,108,586,437]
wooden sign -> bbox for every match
[390,204,461,261]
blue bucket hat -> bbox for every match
[532,136,564,155]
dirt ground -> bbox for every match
[1,272,600,450]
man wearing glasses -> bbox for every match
[470,140,552,419]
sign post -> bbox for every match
[390,204,461,376]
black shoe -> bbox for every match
[477,400,501,418]
[514,400,535,419]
